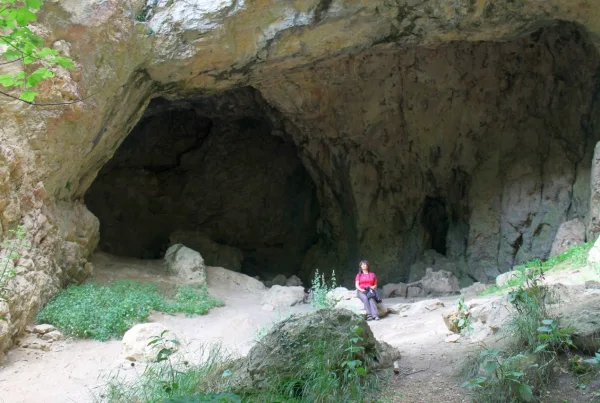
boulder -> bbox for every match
[205,266,265,293]
[261,285,305,309]
[270,274,287,287]
[588,235,600,264]
[164,244,206,285]
[382,283,408,298]
[559,296,600,353]
[335,297,389,318]
[549,219,586,257]
[468,297,512,339]
[230,309,400,391]
[407,283,424,298]
[169,230,244,272]
[122,323,180,362]
[421,268,460,295]
[33,324,56,335]
[408,250,459,282]
[495,270,522,288]
[285,275,303,287]
[325,287,355,307]
[41,330,64,342]
[460,282,488,296]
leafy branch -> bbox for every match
[0,0,75,102]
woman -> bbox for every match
[355,260,380,321]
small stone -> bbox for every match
[585,280,600,290]
[445,334,461,343]
[33,324,56,335]
[41,330,64,342]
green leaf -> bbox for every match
[26,67,54,87]
[518,384,534,402]
[14,8,37,26]
[2,49,21,60]
[19,89,38,102]
[356,367,367,376]
[483,360,499,374]
[0,74,16,87]
[35,47,57,58]
[537,326,551,333]
[534,344,548,353]
[51,56,74,69]
[541,319,554,325]
[25,0,42,9]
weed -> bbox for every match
[101,342,238,403]
[309,269,337,310]
[449,295,472,334]
[36,281,222,341]
[464,269,578,401]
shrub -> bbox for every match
[36,281,223,341]
[0,225,28,303]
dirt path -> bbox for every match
[1,253,596,403]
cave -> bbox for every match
[85,90,321,281]
[85,22,600,286]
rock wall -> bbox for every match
[1,0,600,354]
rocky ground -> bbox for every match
[0,254,598,403]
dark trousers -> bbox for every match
[357,290,379,318]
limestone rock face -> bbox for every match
[421,268,460,296]
[550,219,586,257]
[2,0,600,356]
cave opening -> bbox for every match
[421,196,449,256]
[84,88,320,282]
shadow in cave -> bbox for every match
[84,88,320,282]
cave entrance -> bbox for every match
[421,196,449,256]
[84,88,320,281]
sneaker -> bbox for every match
[374,317,380,321]
[366,316,373,321]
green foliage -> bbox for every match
[450,295,472,334]
[584,350,600,367]
[462,349,537,402]
[36,281,223,341]
[310,269,337,310]
[464,270,579,402]
[0,225,29,304]
[0,0,74,102]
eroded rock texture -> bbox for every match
[85,95,319,279]
[2,0,600,354]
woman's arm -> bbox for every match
[355,280,365,293]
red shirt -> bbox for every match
[355,272,377,289]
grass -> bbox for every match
[478,241,595,296]
[100,343,238,403]
[36,280,223,341]
[100,313,384,403]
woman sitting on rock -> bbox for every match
[355,260,381,321]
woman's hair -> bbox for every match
[358,260,370,273]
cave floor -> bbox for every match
[0,253,597,402]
